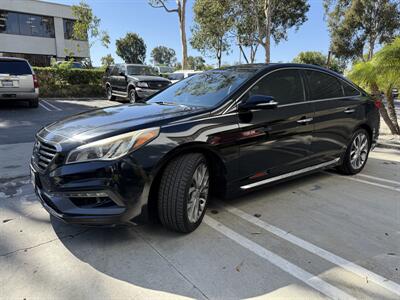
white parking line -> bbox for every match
[39,102,52,111]
[41,99,62,111]
[204,215,356,300]
[324,172,400,192]
[222,204,400,296]
[357,173,400,186]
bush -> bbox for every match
[33,67,105,98]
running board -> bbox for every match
[240,158,340,190]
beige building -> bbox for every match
[0,0,90,66]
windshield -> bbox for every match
[148,68,256,108]
[127,65,157,76]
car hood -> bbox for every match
[38,103,206,145]
[128,75,170,82]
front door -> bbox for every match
[236,69,315,189]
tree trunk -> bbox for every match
[371,83,400,135]
[386,92,400,135]
[238,44,249,64]
[263,0,272,63]
[178,0,188,70]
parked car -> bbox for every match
[104,64,171,103]
[154,65,174,74]
[0,57,39,108]
[392,88,398,99]
[31,64,380,233]
[168,70,203,83]
[54,61,83,69]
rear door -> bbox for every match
[304,70,365,163]
[236,69,315,188]
[0,60,34,92]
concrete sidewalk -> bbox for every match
[0,142,33,179]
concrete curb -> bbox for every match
[376,141,400,151]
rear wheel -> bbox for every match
[158,153,210,233]
[337,128,370,175]
[29,98,38,108]
[106,86,116,101]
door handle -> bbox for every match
[344,108,356,114]
[297,117,313,124]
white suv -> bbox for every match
[0,57,39,108]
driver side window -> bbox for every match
[247,69,305,105]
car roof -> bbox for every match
[0,57,29,63]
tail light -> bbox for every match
[33,74,39,89]
[374,99,382,109]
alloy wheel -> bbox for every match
[129,89,136,103]
[350,132,369,170]
[187,163,209,223]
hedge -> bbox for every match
[33,67,105,98]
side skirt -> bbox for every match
[240,158,340,190]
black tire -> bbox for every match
[106,85,116,101]
[128,88,137,103]
[337,128,370,175]
[158,153,209,233]
[29,98,38,108]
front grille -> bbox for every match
[34,140,57,171]
[147,81,169,89]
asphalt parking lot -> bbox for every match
[0,99,399,299]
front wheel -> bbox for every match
[158,153,210,233]
[337,128,370,175]
[128,88,137,103]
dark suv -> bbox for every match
[31,64,380,233]
[104,64,171,103]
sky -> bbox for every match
[46,0,332,67]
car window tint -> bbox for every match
[248,69,304,105]
[0,61,31,75]
[306,70,343,100]
[342,82,360,96]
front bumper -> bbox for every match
[30,155,152,226]
[135,88,159,99]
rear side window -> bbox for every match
[342,82,360,96]
[248,69,305,105]
[0,61,32,75]
[306,70,343,100]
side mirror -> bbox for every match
[119,71,126,77]
[239,94,278,110]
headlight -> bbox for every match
[136,81,148,88]
[66,128,160,164]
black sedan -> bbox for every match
[30,64,380,233]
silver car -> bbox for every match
[0,57,39,108]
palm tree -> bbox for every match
[347,37,400,135]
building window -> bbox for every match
[0,52,52,67]
[0,10,55,38]
[63,19,87,41]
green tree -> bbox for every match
[151,46,177,66]
[187,56,206,70]
[324,0,400,61]
[71,1,110,49]
[116,33,147,64]
[191,0,235,68]
[149,0,188,69]
[347,37,400,135]
[101,54,115,67]
[293,51,346,73]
